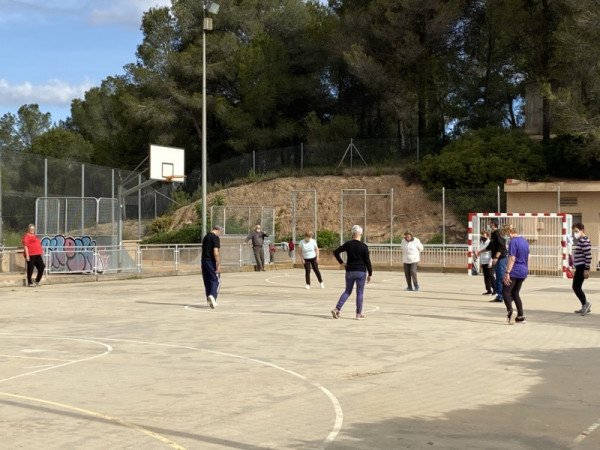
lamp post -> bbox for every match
[202,1,219,238]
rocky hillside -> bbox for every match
[170,175,465,243]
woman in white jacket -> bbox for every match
[401,230,424,291]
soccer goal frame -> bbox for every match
[468,212,572,278]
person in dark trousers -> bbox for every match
[202,225,222,309]
[244,224,268,271]
[401,230,423,291]
[22,224,45,287]
[488,218,507,302]
[475,230,495,295]
[501,224,530,324]
[299,231,324,289]
[331,225,372,320]
[571,223,592,316]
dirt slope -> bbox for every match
[170,175,464,243]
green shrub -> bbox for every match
[2,229,24,247]
[141,225,202,244]
[149,215,173,234]
[316,228,340,249]
[427,234,444,244]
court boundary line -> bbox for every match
[51,335,345,449]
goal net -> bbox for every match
[468,213,572,278]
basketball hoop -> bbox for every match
[164,175,186,183]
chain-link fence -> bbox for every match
[187,137,438,187]
[211,205,275,237]
[0,149,175,245]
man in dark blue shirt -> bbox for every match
[488,218,507,302]
[202,225,222,309]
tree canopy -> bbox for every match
[1,0,599,182]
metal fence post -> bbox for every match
[390,188,394,265]
[442,187,446,269]
[137,244,142,272]
[497,186,500,213]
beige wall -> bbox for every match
[505,180,600,257]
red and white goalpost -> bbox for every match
[468,213,572,278]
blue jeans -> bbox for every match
[336,271,367,314]
[494,257,507,299]
[201,260,220,299]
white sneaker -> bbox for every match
[207,295,216,309]
[305,284,310,289]
[320,282,325,289]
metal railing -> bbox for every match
[367,244,468,268]
[0,247,21,273]
[4,243,600,280]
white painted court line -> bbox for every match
[0,334,185,449]
[0,354,73,362]
[0,335,112,383]
[184,302,380,315]
[573,419,600,445]
[0,391,185,450]
[63,335,344,449]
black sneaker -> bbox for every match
[489,297,503,302]
[507,310,515,325]
[515,316,527,323]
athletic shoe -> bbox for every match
[320,282,325,289]
[355,313,365,320]
[35,281,41,287]
[574,307,592,314]
[331,308,340,319]
[489,298,503,302]
[305,284,310,289]
[404,287,413,291]
[27,283,36,288]
[414,285,420,291]
[581,302,592,316]
[515,316,527,323]
[507,310,515,325]
[207,295,216,309]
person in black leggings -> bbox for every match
[571,223,592,316]
[501,224,530,324]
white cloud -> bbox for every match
[90,1,173,27]
[0,78,95,107]
[0,1,172,27]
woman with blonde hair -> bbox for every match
[331,225,372,320]
[501,224,530,324]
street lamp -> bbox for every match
[202,1,219,238]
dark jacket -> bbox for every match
[489,228,507,259]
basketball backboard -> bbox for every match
[150,145,185,182]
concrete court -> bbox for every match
[0,268,599,450]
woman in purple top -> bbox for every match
[501,224,530,324]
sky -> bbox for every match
[0,0,172,124]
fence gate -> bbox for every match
[211,205,275,237]
[291,189,317,251]
[468,213,571,278]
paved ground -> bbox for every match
[0,269,599,449]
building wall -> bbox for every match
[505,180,600,255]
